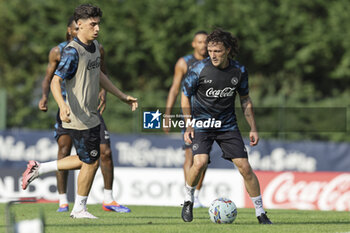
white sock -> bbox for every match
[194,189,200,199]
[250,195,265,217]
[72,195,87,213]
[103,189,114,204]
[38,161,57,176]
[184,183,196,202]
[58,193,68,206]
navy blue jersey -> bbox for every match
[183,54,198,70]
[181,54,199,89]
[183,57,249,132]
[57,41,69,99]
[55,38,79,80]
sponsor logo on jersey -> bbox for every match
[87,57,101,70]
[206,87,236,98]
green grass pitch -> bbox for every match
[0,203,349,233]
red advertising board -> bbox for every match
[245,171,350,211]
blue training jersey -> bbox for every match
[181,54,199,89]
[183,54,198,70]
[182,57,249,132]
[57,41,69,100]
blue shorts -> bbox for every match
[69,125,101,164]
[54,111,110,144]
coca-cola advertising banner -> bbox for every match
[245,171,350,211]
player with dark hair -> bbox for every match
[38,15,130,213]
[180,28,272,224]
[24,4,138,219]
[164,31,208,208]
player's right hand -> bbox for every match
[59,104,71,123]
[184,126,194,144]
[98,89,107,114]
[126,95,138,111]
[38,97,48,112]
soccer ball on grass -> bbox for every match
[208,198,237,224]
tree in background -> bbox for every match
[0,0,349,141]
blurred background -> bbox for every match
[0,0,349,210]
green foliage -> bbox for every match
[0,0,349,141]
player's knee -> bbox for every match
[58,146,71,159]
[100,147,112,161]
[193,159,207,171]
[238,163,253,179]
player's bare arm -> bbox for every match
[240,95,259,146]
[98,44,107,114]
[38,46,61,112]
[181,92,194,144]
[100,71,138,111]
[164,58,187,133]
[51,75,71,123]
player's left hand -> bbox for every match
[184,126,194,144]
[38,96,48,112]
[98,89,107,114]
[249,131,259,146]
[126,96,138,111]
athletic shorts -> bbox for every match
[69,125,101,164]
[191,130,248,161]
[54,110,110,144]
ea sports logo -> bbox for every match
[90,150,98,157]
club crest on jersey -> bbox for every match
[231,77,239,85]
[90,150,98,157]
[231,69,241,86]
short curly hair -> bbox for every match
[206,28,239,58]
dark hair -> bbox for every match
[67,15,75,27]
[74,4,102,22]
[206,28,239,58]
[194,30,208,37]
[66,16,76,41]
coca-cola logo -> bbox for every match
[87,57,101,70]
[263,172,350,211]
[205,87,235,98]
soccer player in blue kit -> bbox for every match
[23,4,138,219]
[164,31,208,208]
[38,16,131,213]
[181,28,272,224]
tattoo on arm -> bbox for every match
[240,96,257,131]
[241,96,251,116]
